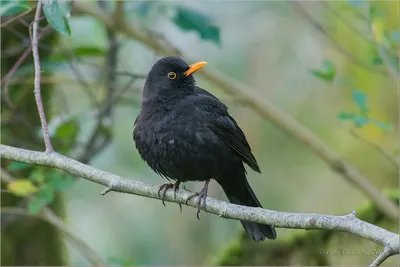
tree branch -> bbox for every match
[71,1,399,220]
[350,129,398,169]
[0,144,398,267]
[370,247,397,266]
[30,0,53,152]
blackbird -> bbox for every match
[133,56,276,241]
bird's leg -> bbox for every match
[185,180,210,220]
[157,181,182,212]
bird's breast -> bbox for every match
[133,110,227,181]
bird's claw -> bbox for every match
[185,180,210,220]
[157,181,182,212]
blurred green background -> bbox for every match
[1,0,398,266]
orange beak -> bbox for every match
[184,61,207,76]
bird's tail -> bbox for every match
[217,169,276,242]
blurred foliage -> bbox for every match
[1,0,398,266]
[310,59,336,82]
[51,46,106,61]
[107,256,135,266]
[213,190,399,266]
[173,5,221,45]
[1,6,68,264]
[338,90,392,131]
[125,1,220,44]
[0,0,30,16]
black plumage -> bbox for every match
[133,56,276,241]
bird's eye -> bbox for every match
[167,72,176,80]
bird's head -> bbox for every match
[143,56,207,101]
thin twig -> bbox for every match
[115,71,147,80]
[1,25,52,109]
[103,8,118,119]
[78,70,142,163]
[365,2,400,81]
[77,0,121,163]
[290,0,387,76]
[7,76,101,86]
[370,247,396,266]
[1,47,31,109]
[320,1,375,45]
[0,8,34,28]
[115,0,125,20]
[3,15,134,108]
[350,129,398,168]
[0,144,398,267]
[65,55,101,107]
[30,0,53,153]
[72,1,400,220]
[113,74,141,102]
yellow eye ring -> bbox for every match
[167,72,176,80]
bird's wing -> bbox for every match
[210,115,261,173]
[189,92,261,173]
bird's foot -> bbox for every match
[185,180,210,220]
[157,181,182,212]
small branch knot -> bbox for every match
[348,210,357,217]
[219,207,227,218]
[332,160,347,175]
[101,187,113,196]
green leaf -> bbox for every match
[42,0,71,36]
[7,162,32,172]
[53,119,80,153]
[310,60,336,82]
[352,90,369,115]
[27,186,54,214]
[393,147,399,156]
[352,90,366,106]
[8,179,38,197]
[353,115,369,128]
[47,171,75,192]
[28,169,45,184]
[368,4,384,18]
[1,0,30,16]
[369,119,393,132]
[55,119,79,139]
[337,112,356,120]
[51,46,106,62]
[173,6,220,45]
[371,56,383,66]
